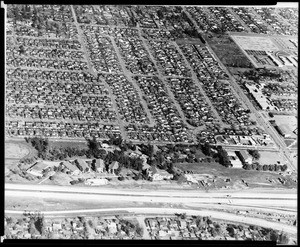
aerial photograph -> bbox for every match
[4,3,298,243]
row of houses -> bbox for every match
[6,53,88,71]
[27,158,119,178]
[134,76,193,143]
[99,73,149,125]
[166,77,215,127]
[82,32,122,73]
[147,40,191,77]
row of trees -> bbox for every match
[244,163,287,172]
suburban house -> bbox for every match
[94,159,106,173]
[74,159,90,172]
[60,160,80,175]
[108,161,119,174]
[227,151,243,168]
[236,150,253,164]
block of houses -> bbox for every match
[94,159,106,173]
[236,150,253,165]
[108,161,119,174]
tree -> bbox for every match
[270,230,279,242]
[263,165,268,171]
[202,142,212,156]
[34,213,46,235]
[248,150,260,160]
[278,231,289,244]
[281,164,288,171]
[244,164,251,170]
[269,164,275,171]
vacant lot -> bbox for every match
[231,35,280,51]
[5,142,33,160]
[174,162,296,189]
[258,151,287,165]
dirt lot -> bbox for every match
[258,151,288,165]
[174,162,297,189]
[5,142,32,159]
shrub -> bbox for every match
[269,164,275,171]
[281,164,288,171]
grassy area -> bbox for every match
[48,140,88,150]
[208,34,253,68]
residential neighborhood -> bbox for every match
[4,3,297,242]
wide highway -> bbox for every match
[6,183,297,210]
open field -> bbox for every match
[231,35,280,51]
[5,142,31,159]
[258,151,288,165]
[208,35,253,68]
[174,162,297,189]
[48,140,89,149]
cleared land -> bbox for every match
[231,35,280,51]
[258,151,288,165]
[174,162,297,189]
[5,142,31,159]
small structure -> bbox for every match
[108,161,119,174]
[94,159,106,173]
